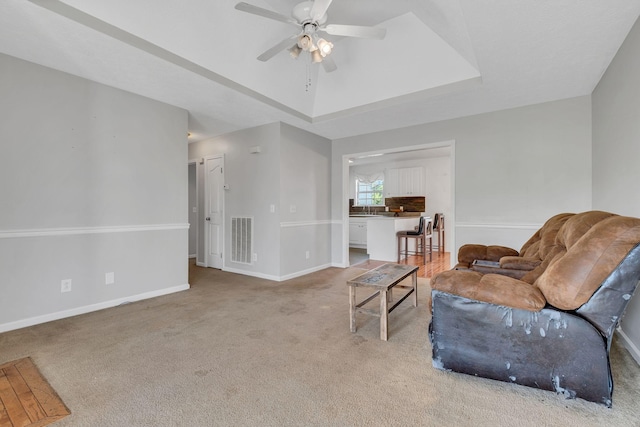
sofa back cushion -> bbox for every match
[554,211,617,249]
[536,213,575,259]
[517,213,574,284]
[535,215,640,310]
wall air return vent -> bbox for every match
[231,216,253,264]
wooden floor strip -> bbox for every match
[0,358,69,427]
[357,250,451,279]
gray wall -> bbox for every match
[332,96,593,266]
[593,15,640,361]
[188,122,332,280]
[189,123,282,278]
[279,123,332,277]
[0,54,189,331]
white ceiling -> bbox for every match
[1,0,639,143]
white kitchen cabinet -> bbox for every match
[385,167,424,197]
[384,168,399,197]
[349,218,368,247]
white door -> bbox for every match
[205,156,224,269]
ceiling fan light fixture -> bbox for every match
[311,49,323,63]
[236,1,385,73]
[297,34,313,51]
[288,44,302,58]
[317,38,333,57]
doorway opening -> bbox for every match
[342,141,455,268]
[188,162,198,260]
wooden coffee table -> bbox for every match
[347,263,419,341]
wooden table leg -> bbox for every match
[412,271,418,307]
[380,289,388,341]
[349,285,356,333]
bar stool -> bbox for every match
[433,213,445,252]
[397,216,433,265]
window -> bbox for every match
[356,179,384,206]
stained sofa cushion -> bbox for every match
[431,270,546,311]
[536,216,640,310]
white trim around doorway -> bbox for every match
[342,140,456,269]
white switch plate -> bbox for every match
[270,204,275,213]
[105,272,115,285]
[192,207,197,213]
[305,251,310,259]
[290,205,296,213]
[61,279,72,293]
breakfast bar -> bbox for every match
[367,216,426,262]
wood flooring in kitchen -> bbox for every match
[352,249,451,279]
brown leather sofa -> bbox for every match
[453,212,576,279]
[430,211,640,406]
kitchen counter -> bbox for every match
[349,212,422,218]
[367,216,429,262]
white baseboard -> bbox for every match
[223,267,280,281]
[616,326,640,365]
[189,254,196,259]
[0,284,190,334]
[223,263,333,282]
[332,262,348,268]
[196,261,206,267]
[278,263,332,281]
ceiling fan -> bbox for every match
[235,0,387,73]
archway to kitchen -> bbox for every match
[341,140,455,268]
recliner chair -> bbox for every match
[430,211,640,406]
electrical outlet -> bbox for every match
[61,279,72,293]
[305,251,310,259]
[290,205,296,213]
[252,253,258,262]
[270,204,275,213]
[105,272,115,285]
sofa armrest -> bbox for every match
[430,291,614,406]
[457,244,519,264]
[499,256,541,271]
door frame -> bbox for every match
[204,155,225,268]
[187,160,199,261]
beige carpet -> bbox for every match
[0,263,639,426]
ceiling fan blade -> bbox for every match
[323,24,386,40]
[310,0,332,21]
[321,55,337,73]
[235,2,296,25]
[257,35,297,62]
